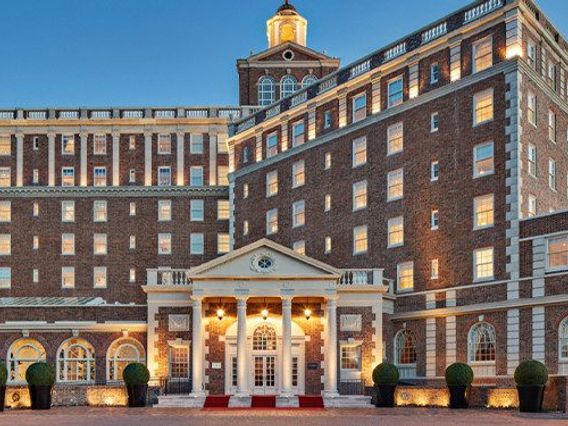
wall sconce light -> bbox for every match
[216,308,225,321]
[304,308,312,320]
[261,309,269,320]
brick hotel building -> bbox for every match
[1,0,568,410]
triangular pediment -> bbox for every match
[242,42,335,63]
[188,239,341,279]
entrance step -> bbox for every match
[323,395,373,408]
[251,395,276,408]
[155,395,206,408]
[204,395,231,408]
[228,395,252,408]
[299,395,324,408]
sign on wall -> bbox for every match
[340,314,362,332]
[168,314,190,332]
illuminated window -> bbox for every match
[292,121,305,147]
[324,194,331,212]
[266,132,278,158]
[292,160,305,188]
[158,233,171,255]
[190,233,204,255]
[0,135,10,155]
[549,159,556,190]
[217,200,230,220]
[243,220,249,236]
[217,165,229,186]
[473,142,494,178]
[547,236,568,271]
[353,225,368,255]
[129,135,136,150]
[266,209,278,235]
[387,123,403,155]
[474,247,494,281]
[527,92,537,126]
[33,269,38,283]
[61,267,75,288]
[397,262,414,291]
[158,134,171,154]
[129,269,136,282]
[61,167,74,187]
[528,195,537,218]
[190,134,203,154]
[325,236,332,254]
[388,216,404,248]
[292,200,305,228]
[217,233,230,254]
[94,233,108,255]
[0,201,11,222]
[293,240,305,255]
[217,134,228,154]
[468,322,496,363]
[431,259,439,280]
[527,144,537,177]
[93,267,107,288]
[190,199,204,221]
[106,337,145,382]
[243,183,249,199]
[253,324,277,351]
[340,345,361,371]
[129,169,136,183]
[258,77,276,106]
[7,338,46,383]
[169,345,190,380]
[0,267,10,289]
[387,169,404,201]
[549,110,556,142]
[352,93,367,123]
[388,76,403,108]
[280,75,297,99]
[352,137,367,167]
[472,36,493,73]
[129,202,136,216]
[57,338,95,383]
[190,167,204,186]
[0,234,10,255]
[394,329,417,366]
[158,167,171,186]
[93,200,107,222]
[266,171,278,197]
[33,236,39,250]
[473,89,494,126]
[33,202,39,217]
[62,135,75,155]
[352,181,367,211]
[474,194,494,229]
[129,235,136,250]
[93,134,107,155]
[61,234,75,255]
[93,167,107,187]
[324,152,332,170]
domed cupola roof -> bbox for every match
[276,1,299,15]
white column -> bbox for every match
[324,297,339,396]
[144,132,152,186]
[48,133,55,186]
[112,133,120,186]
[146,304,159,382]
[80,133,88,186]
[281,297,293,396]
[16,133,23,187]
[191,297,205,396]
[176,131,185,186]
[236,297,249,395]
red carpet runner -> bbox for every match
[203,395,231,408]
[298,395,325,408]
[251,395,277,408]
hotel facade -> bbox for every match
[1,0,568,410]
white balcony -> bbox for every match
[147,268,191,287]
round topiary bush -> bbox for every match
[372,362,399,387]
[514,360,548,387]
[25,362,55,386]
[445,363,474,387]
[123,363,150,386]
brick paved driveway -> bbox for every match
[0,407,567,425]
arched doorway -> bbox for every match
[224,315,306,395]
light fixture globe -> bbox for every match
[261,309,269,320]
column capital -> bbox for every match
[191,296,204,305]
[236,296,248,306]
[326,296,339,304]
[281,296,293,306]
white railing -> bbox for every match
[290,91,308,107]
[422,22,448,44]
[265,104,281,118]
[59,111,78,119]
[155,110,176,119]
[147,269,191,286]
[339,268,384,286]
[0,112,14,120]
[384,42,407,61]
[219,109,242,119]
[28,111,47,120]
[349,60,371,79]
[122,110,144,119]
[186,109,209,118]
[91,110,111,119]
[318,76,338,94]
[464,0,502,23]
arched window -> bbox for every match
[252,324,277,351]
[394,329,417,365]
[302,75,318,88]
[280,75,298,99]
[258,77,276,106]
[468,322,496,363]
[106,337,146,382]
[7,338,46,383]
[57,337,96,383]
[559,318,568,361]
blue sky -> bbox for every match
[1,0,566,107]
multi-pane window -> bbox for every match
[325,236,332,254]
[324,152,332,170]
[0,234,10,256]
[431,209,439,230]
[0,201,11,222]
[62,135,75,155]
[258,77,275,106]
[266,132,278,158]
[217,233,230,254]
[388,216,404,248]
[190,167,204,186]
[266,171,278,197]
[158,200,172,221]
[0,168,9,187]
[387,123,403,155]
[431,112,439,132]
[473,89,494,125]
[158,134,172,154]
[292,121,305,147]
[93,167,107,186]
[93,267,107,288]
[190,233,204,255]
[217,134,228,154]
[292,160,305,188]
[353,225,368,255]
[547,236,568,271]
[129,202,136,216]
[94,234,108,255]
[190,199,204,221]
[431,259,439,280]
[217,166,229,186]
[549,110,557,142]
[472,36,493,73]
[93,134,107,155]
[62,167,74,187]
[0,135,10,156]
[61,234,75,256]
[352,137,367,167]
[340,345,362,371]
[388,76,403,108]
[324,110,333,129]
[292,200,305,228]
[528,92,537,126]
[62,201,76,223]
[397,262,414,292]
[468,322,496,363]
[292,240,305,255]
[158,233,171,255]
[0,267,10,288]
[352,93,367,123]
[473,142,494,178]
[528,144,537,177]
[62,267,75,288]
[158,167,171,186]
[93,200,107,222]
[280,75,297,98]
[387,169,404,201]
[474,194,494,229]
[528,195,537,218]
[169,346,190,380]
[129,235,136,250]
[352,181,367,211]
[266,209,278,235]
[190,134,204,154]
[549,159,557,190]
[431,161,440,181]
[395,330,417,366]
[474,247,494,281]
[217,200,230,220]
[430,63,440,84]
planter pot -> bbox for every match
[374,385,396,407]
[127,385,148,407]
[0,385,5,412]
[28,385,52,410]
[447,385,470,409]
[517,385,545,413]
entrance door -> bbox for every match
[253,355,277,394]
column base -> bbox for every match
[189,391,207,398]
[323,390,340,398]
[279,391,295,398]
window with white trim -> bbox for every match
[431,259,439,280]
[388,76,403,108]
[217,200,230,220]
[93,167,107,187]
[292,160,305,188]
[431,209,439,230]
[33,169,39,184]
[324,194,331,212]
[129,202,136,216]
[292,200,305,228]
[397,262,414,292]
[158,200,172,221]
[266,132,278,158]
[217,233,230,254]
[0,167,9,187]
[280,75,297,99]
[324,111,333,129]
[266,209,278,235]
[0,201,11,223]
[94,134,107,155]
[352,180,367,211]
[387,123,403,155]
[129,169,136,184]
[473,142,494,178]
[190,233,204,255]
[352,93,367,123]
[547,236,568,271]
[33,236,39,250]
[431,112,439,132]
[93,200,107,222]
[473,89,494,126]
[0,267,10,289]
[266,171,278,197]
[352,137,367,167]
[62,267,75,288]
[93,267,107,288]
[547,110,557,143]
[61,234,74,255]
[62,135,75,155]
[527,144,537,177]
[468,322,496,363]
[129,235,136,250]
[94,233,107,255]
[340,344,362,373]
[387,169,404,201]
[394,329,417,367]
[7,338,46,383]
[217,165,229,186]
[158,134,172,154]
[0,234,10,256]
[472,35,493,73]
[527,39,536,68]
[57,338,95,383]
[190,134,204,154]
[549,159,556,190]
[324,152,332,170]
[292,121,305,147]
[353,225,368,255]
[33,136,40,151]
[474,194,494,229]
[190,167,204,186]
[33,269,39,283]
[431,161,439,181]
[0,135,10,156]
[158,233,171,255]
[106,337,145,382]
[528,194,537,218]
[430,63,440,84]
[62,167,74,187]
[243,220,249,236]
[217,134,228,154]
[528,92,537,126]
[169,345,190,381]
[293,240,305,255]
[33,202,39,217]
[158,167,171,186]
[128,135,136,150]
[258,76,276,106]
[243,183,249,199]
[388,216,404,248]
[474,247,494,281]
[325,236,332,254]
[190,199,204,221]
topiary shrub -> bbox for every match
[123,363,150,386]
[514,360,548,387]
[445,363,474,387]
[372,362,399,387]
[0,363,7,386]
[25,362,55,386]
